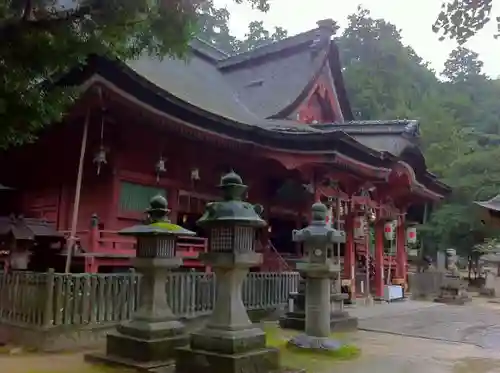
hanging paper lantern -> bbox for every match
[406,227,417,244]
[354,216,365,238]
[325,205,333,227]
[384,220,396,241]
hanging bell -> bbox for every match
[155,157,167,182]
[190,168,200,181]
[93,146,107,175]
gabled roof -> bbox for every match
[124,19,352,126]
[0,216,63,241]
[60,21,450,198]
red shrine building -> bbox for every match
[0,19,450,297]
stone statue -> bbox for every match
[445,248,460,276]
[435,248,471,305]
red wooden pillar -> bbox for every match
[374,220,384,298]
[169,188,180,224]
[395,215,407,284]
[344,213,355,295]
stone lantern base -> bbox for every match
[434,275,472,305]
[279,289,305,331]
[86,319,188,372]
[176,327,301,373]
[280,292,357,333]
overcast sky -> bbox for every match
[214,0,500,78]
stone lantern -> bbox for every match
[176,171,289,373]
[287,202,356,350]
[86,195,196,371]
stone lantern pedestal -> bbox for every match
[279,278,306,330]
[281,203,356,334]
[175,172,300,373]
[86,196,196,372]
[286,203,356,351]
[435,249,471,305]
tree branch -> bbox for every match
[0,6,93,40]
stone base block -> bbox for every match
[329,312,358,332]
[279,312,305,331]
[279,312,358,332]
[189,327,266,354]
[175,345,280,373]
[434,296,472,305]
[106,330,188,362]
[85,351,175,373]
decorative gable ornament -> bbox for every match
[384,220,397,241]
[406,227,417,245]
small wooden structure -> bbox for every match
[475,195,500,228]
[0,215,64,271]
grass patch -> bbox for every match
[264,325,360,372]
[26,365,132,373]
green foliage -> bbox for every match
[433,0,500,44]
[338,7,500,258]
[196,2,287,54]
[0,0,270,148]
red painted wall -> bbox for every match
[0,119,113,232]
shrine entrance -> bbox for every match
[268,217,297,256]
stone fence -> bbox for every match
[408,271,445,299]
[0,270,299,350]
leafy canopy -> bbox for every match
[433,0,500,44]
[0,0,270,148]
[338,7,500,257]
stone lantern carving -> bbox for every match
[176,171,292,373]
[86,195,196,371]
[287,202,356,350]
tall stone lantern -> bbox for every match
[176,171,290,373]
[86,195,196,371]
[288,202,350,350]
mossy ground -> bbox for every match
[264,324,361,372]
[3,325,359,373]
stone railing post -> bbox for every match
[86,195,196,371]
[42,268,55,328]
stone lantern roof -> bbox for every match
[119,195,196,236]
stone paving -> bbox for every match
[4,299,500,373]
[356,300,500,348]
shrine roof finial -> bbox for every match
[316,19,338,34]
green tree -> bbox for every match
[235,21,288,52]
[336,7,437,120]
[442,47,484,82]
[337,7,500,259]
[433,0,500,44]
[0,0,269,148]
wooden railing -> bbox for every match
[0,270,300,328]
[60,228,208,261]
